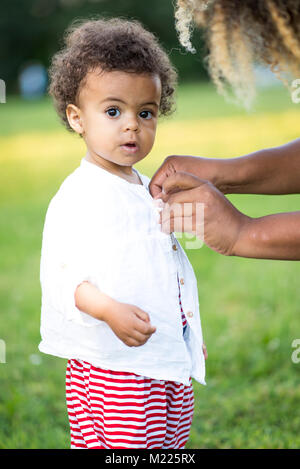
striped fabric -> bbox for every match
[65,286,194,449]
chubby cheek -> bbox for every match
[89,135,114,158]
[143,126,157,152]
[84,119,114,149]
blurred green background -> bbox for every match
[0,0,300,450]
[0,0,208,93]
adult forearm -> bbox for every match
[217,139,300,195]
[74,281,118,321]
[232,211,300,260]
[150,139,300,199]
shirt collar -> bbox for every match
[80,157,150,191]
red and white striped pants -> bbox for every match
[66,360,194,449]
[65,278,194,449]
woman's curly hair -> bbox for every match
[175,0,300,107]
[49,17,177,131]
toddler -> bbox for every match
[39,17,206,449]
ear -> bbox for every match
[66,104,84,134]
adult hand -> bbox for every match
[149,155,223,199]
[156,171,250,256]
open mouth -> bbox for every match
[121,142,139,153]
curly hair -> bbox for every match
[175,0,300,107]
[49,17,177,131]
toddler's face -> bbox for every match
[66,68,162,173]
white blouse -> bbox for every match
[39,157,206,386]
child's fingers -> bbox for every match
[129,329,153,346]
[134,308,150,322]
[133,310,156,334]
[136,320,156,335]
[134,308,156,329]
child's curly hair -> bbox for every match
[49,17,177,131]
[175,0,300,107]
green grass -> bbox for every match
[0,83,300,448]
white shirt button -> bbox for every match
[187,311,194,318]
[180,278,184,285]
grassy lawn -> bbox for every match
[0,82,299,448]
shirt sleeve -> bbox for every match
[40,191,103,327]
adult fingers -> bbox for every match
[154,174,200,203]
[160,200,194,224]
[160,215,196,236]
[160,172,205,199]
[158,178,211,207]
[158,186,205,227]
[149,157,177,198]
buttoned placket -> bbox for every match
[169,232,194,334]
[112,182,195,343]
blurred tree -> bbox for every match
[0,0,208,94]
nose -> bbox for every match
[124,113,139,132]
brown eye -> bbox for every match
[139,110,152,119]
[106,108,120,117]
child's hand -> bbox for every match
[105,302,157,347]
[202,343,208,360]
